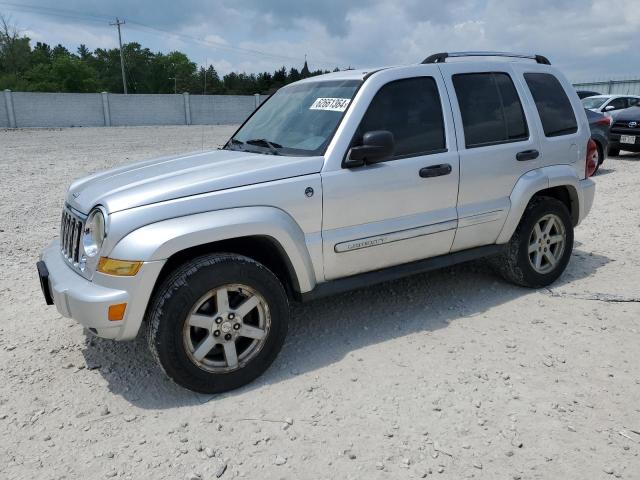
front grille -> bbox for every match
[611,121,640,135]
[60,207,85,265]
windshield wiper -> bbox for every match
[245,138,283,155]
[224,138,244,150]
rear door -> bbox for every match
[438,62,540,251]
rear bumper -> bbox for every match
[609,132,640,152]
[577,178,596,224]
[39,239,164,340]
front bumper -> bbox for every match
[38,239,164,340]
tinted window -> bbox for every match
[357,77,445,158]
[629,97,640,107]
[607,97,627,110]
[524,73,578,137]
[453,72,528,148]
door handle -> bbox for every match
[419,164,452,178]
[516,149,539,161]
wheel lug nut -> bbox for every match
[215,317,222,324]
[228,313,235,320]
[224,333,232,341]
[233,323,241,330]
[213,330,220,337]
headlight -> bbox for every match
[83,207,106,258]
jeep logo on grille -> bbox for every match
[629,121,638,128]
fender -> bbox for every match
[496,165,583,244]
[109,206,318,293]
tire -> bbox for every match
[608,147,620,157]
[593,143,603,174]
[146,253,289,394]
[492,196,574,288]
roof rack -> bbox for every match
[422,51,551,65]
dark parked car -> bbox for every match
[609,106,640,156]
[577,90,601,99]
[585,109,611,173]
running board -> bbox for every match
[298,244,505,302]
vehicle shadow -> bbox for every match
[594,168,614,176]
[611,152,640,162]
[82,248,611,409]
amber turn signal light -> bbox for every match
[97,257,143,276]
[108,303,127,321]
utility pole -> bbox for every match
[203,58,208,95]
[110,17,127,94]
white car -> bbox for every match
[38,51,597,393]
[582,94,640,113]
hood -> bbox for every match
[67,149,324,214]
[611,106,640,121]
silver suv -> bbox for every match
[37,52,596,393]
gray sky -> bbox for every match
[2,0,639,81]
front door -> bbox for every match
[321,69,460,281]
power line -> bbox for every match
[0,1,344,68]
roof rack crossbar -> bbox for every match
[422,51,551,65]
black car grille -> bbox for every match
[611,120,640,135]
[60,207,85,265]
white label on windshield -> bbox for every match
[309,97,351,112]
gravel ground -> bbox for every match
[1,126,639,480]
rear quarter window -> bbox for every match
[524,73,578,137]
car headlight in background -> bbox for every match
[83,207,106,258]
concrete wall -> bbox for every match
[573,79,640,96]
[108,93,186,126]
[12,92,105,128]
[1,90,268,128]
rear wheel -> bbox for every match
[146,253,289,393]
[593,143,603,174]
[492,196,573,288]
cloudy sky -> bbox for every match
[2,0,639,81]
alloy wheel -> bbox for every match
[183,284,270,373]
[527,213,566,274]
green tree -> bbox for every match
[0,14,31,88]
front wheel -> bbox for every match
[146,254,289,393]
[492,196,574,288]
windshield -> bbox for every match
[226,79,362,156]
[582,97,607,109]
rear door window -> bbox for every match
[524,73,578,137]
[452,72,528,148]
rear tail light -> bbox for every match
[585,138,598,178]
[596,116,613,127]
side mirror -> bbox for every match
[344,130,395,168]
[604,105,615,111]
